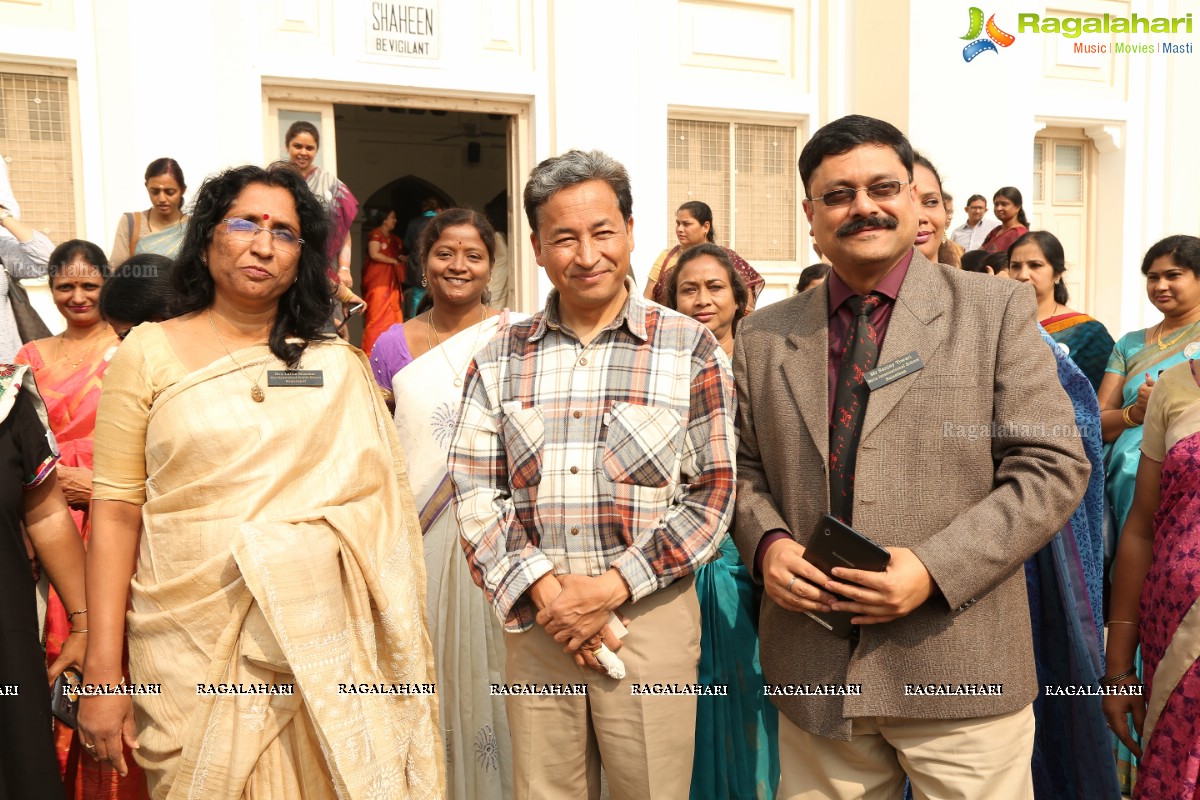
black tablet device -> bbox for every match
[801,514,891,638]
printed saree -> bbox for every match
[391,314,517,800]
[1105,321,1200,792]
[14,335,145,799]
[1025,330,1119,799]
[1042,311,1115,393]
[1135,363,1200,798]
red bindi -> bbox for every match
[262,213,270,220]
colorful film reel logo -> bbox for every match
[961,8,1016,61]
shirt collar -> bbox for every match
[530,277,648,343]
[826,248,914,317]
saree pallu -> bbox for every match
[1043,312,1115,392]
[15,339,146,799]
[690,536,778,800]
[361,231,404,356]
[1025,331,1118,799]
[128,339,442,799]
[391,315,514,800]
[306,167,359,271]
[1136,431,1200,799]
[135,217,187,261]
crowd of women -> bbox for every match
[1,135,1199,800]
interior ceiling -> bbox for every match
[333,105,507,143]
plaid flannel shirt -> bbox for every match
[448,284,737,632]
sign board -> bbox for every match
[366,1,440,59]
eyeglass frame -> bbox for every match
[807,180,909,208]
[219,217,305,249]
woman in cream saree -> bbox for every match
[81,163,443,800]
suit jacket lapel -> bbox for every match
[781,286,830,462]
[860,252,947,441]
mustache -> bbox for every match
[836,215,899,237]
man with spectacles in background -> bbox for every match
[951,194,1001,251]
[731,114,1089,799]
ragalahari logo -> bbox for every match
[961,7,1016,61]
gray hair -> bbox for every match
[523,149,633,237]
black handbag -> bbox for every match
[5,268,52,342]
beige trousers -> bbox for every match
[503,576,700,800]
[777,704,1035,800]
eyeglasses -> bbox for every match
[221,218,304,250]
[809,180,908,207]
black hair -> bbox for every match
[960,250,991,273]
[663,243,749,333]
[484,192,509,237]
[99,254,177,323]
[912,152,944,194]
[798,115,914,196]
[796,262,830,292]
[172,162,333,368]
[966,194,987,207]
[677,201,717,243]
[1140,234,1200,277]
[983,251,1009,274]
[48,239,110,282]
[362,207,395,232]
[284,120,320,149]
[1008,230,1068,304]
[993,186,1030,227]
[145,158,187,207]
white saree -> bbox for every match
[390,314,521,800]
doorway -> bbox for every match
[264,88,531,347]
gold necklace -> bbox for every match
[1156,319,1199,351]
[146,209,183,233]
[208,311,269,402]
[56,329,106,370]
[427,306,487,388]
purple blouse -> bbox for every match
[370,323,413,390]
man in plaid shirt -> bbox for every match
[448,149,737,798]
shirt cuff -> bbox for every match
[754,530,793,581]
[610,547,659,604]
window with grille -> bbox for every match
[667,118,797,262]
[0,70,75,239]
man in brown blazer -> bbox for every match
[733,115,1091,799]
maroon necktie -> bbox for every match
[829,292,884,524]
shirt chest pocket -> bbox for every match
[501,406,544,490]
[600,402,682,488]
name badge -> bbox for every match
[267,369,324,387]
[864,351,924,391]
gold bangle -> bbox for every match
[66,608,87,621]
[1107,620,1138,626]
[1122,405,1138,427]
[70,628,88,634]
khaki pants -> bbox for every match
[504,576,701,800]
[777,705,1035,800]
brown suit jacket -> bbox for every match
[732,250,1090,740]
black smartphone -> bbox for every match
[51,667,83,728]
[801,514,891,638]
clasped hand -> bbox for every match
[764,539,933,624]
[533,572,629,674]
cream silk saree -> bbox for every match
[93,328,444,799]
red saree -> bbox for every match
[361,229,405,356]
[15,335,147,800]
